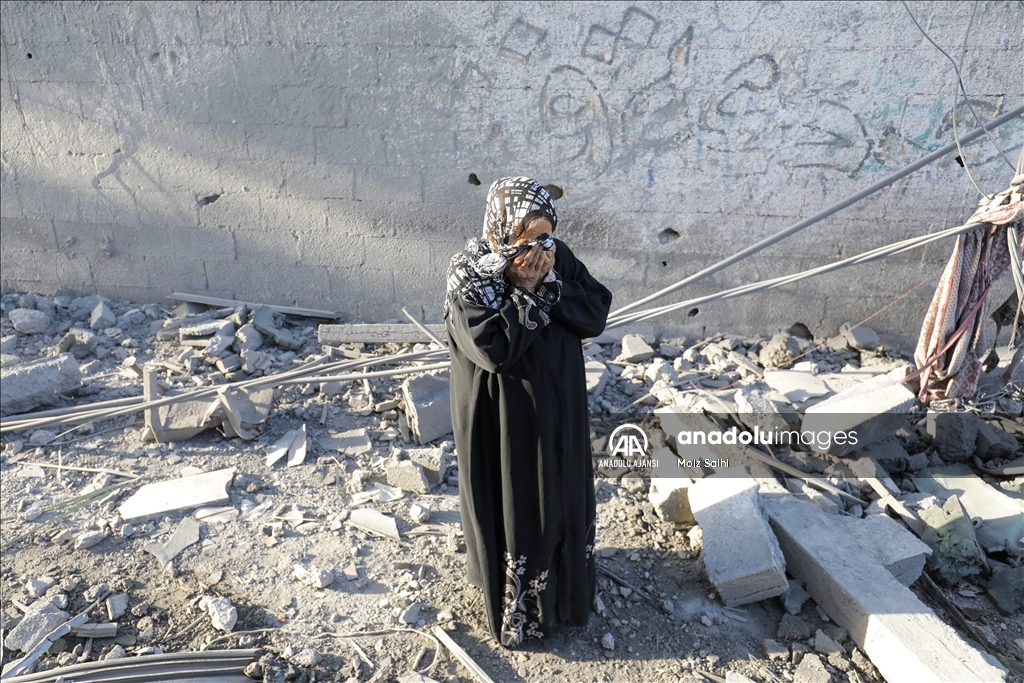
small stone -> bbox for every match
[840,322,880,350]
[409,504,430,523]
[29,429,57,445]
[601,632,615,650]
[199,595,237,631]
[620,475,646,494]
[400,602,422,624]
[50,594,69,610]
[74,530,105,550]
[386,460,430,494]
[21,505,44,522]
[293,564,334,589]
[120,524,136,538]
[437,609,454,623]
[9,308,51,334]
[234,324,263,351]
[103,644,127,660]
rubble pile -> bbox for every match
[1,287,1022,682]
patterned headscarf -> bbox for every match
[444,177,561,327]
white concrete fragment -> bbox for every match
[9,308,51,334]
[586,360,609,394]
[688,475,788,606]
[199,595,237,631]
[3,602,69,653]
[401,373,452,444]
[648,474,694,524]
[840,322,880,350]
[1,353,82,416]
[118,467,235,521]
[617,334,655,363]
[90,301,116,330]
[293,564,334,589]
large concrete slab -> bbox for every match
[688,475,788,606]
[765,494,1005,683]
[0,353,82,416]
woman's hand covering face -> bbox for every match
[505,218,556,291]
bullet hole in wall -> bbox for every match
[544,184,564,200]
[151,52,160,61]
[27,53,33,59]
[198,194,222,206]
[687,308,699,317]
[661,261,668,267]
[658,228,680,245]
[788,322,813,340]
[954,155,965,167]
[467,173,481,186]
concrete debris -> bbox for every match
[840,322,880,350]
[688,476,788,606]
[409,504,431,523]
[586,360,610,394]
[267,429,300,466]
[802,369,917,456]
[1,353,83,415]
[401,373,452,445]
[252,306,303,350]
[733,387,794,433]
[3,601,69,653]
[915,465,1024,556]
[762,638,788,660]
[590,324,656,345]
[761,369,831,404]
[781,579,811,615]
[234,323,263,351]
[349,508,401,541]
[601,632,616,650]
[318,322,447,344]
[925,411,980,462]
[293,564,334,589]
[758,332,801,369]
[407,447,449,484]
[792,653,830,683]
[74,530,106,550]
[765,494,1004,683]
[105,593,129,620]
[617,334,655,363]
[199,595,237,631]
[973,419,1020,461]
[90,301,116,330]
[648,474,694,524]
[119,467,235,521]
[9,308,51,334]
[387,460,431,494]
[919,494,987,584]
[321,428,374,456]
[143,517,202,566]
[399,602,422,624]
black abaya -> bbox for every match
[446,239,612,647]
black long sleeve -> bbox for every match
[548,240,612,340]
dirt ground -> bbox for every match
[1,290,1021,683]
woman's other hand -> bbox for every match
[506,244,555,292]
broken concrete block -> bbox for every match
[793,653,830,683]
[320,380,344,396]
[9,308,51,334]
[349,508,401,541]
[801,371,916,456]
[765,494,1005,683]
[119,467,235,522]
[0,353,82,416]
[589,324,656,345]
[74,530,105,550]
[1,334,18,353]
[688,476,788,606]
[3,601,69,653]
[387,460,431,494]
[586,360,609,394]
[648,475,694,524]
[734,387,794,434]
[974,419,1019,461]
[925,411,980,462]
[840,322,880,350]
[919,494,986,584]
[143,517,202,566]
[215,354,241,373]
[617,334,654,363]
[915,465,1024,555]
[252,306,302,350]
[762,370,831,404]
[785,478,839,514]
[320,428,373,457]
[777,613,814,641]
[233,324,263,351]
[218,386,274,440]
[105,593,129,620]
[401,374,452,445]
[851,435,909,470]
[407,448,449,484]
[90,301,116,330]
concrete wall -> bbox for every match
[1,1,1021,345]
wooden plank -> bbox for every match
[170,292,337,319]
[319,323,447,345]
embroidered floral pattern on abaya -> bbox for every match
[500,553,549,646]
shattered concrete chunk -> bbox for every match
[688,475,788,606]
[840,322,880,350]
[3,601,69,653]
[293,564,334,589]
[105,593,129,620]
[758,332,800,369]
[801,370,916,456]
[586,360,609,394]
[90,301,116,330]
[987,566,1023,615]
[143,517,202,566]
[1,353,82,416]
[233,323,263,351]
[648,474,694,524]
[401,374,452,445]
[974,419,1019,461]
[387,460,431,494]
[925,411,980,462]
[793,653,830,683]
[119,467,235,522]
[74,530,106,550]
[320,428,373,457]
[407,448,448,484]
[9,308,51,334]
[919,494,986,584]
[617,334,655,363]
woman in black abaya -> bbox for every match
[444,177,612,647]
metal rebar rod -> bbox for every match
[607,104,1024,323]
